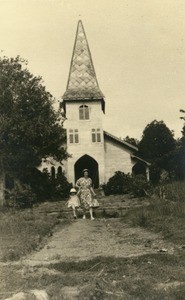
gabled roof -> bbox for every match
[104,131,138,151]
[104,131,150,165]
[131,155,151,166]
[63,20,104,101]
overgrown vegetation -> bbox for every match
[1,182,185,298]
[5,183,37,209]
[4,168,72,208]
[155,180,185,202]
[138,118,185,182]
[102,171,151,197]
[0,210,69,262]
[21,168,72,202]
[1,253,185,299]
[125,181,185,244]
[0,56,68,205]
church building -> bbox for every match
[42,20,149,187]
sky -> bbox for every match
[0,0,185,140]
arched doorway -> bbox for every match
[132,162,146,177]
[74,155,99,188]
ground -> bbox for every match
[0,195,185,299]
[23,219,174,266]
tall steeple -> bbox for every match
[63,20,104,110]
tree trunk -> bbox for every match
[0,159,5,207]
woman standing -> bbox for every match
[76,169,96,220]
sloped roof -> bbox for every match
[104,131,150,165]
[63,20,104,101]
[104,131,138,151]
[131,155,151,166]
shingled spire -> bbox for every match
[63,20,104,109]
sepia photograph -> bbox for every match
[0,0,185,299]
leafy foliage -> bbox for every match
[138,120,176,182]
[20,168,72,202]
[103,171,151,197]
[128,182,185,244]
[123,136,139,147]
[180,109,185,121]
[103,171,132,195]
[0,56,68,180]
[176,111,185,179]
[50,172,72,200]
[139,120,175,161]
[131,175,152,197]
[4,167,72,207]
[0,56,69,206]
[5,183,36,209]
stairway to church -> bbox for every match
[31,191,145,219]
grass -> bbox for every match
[1,254,185,299]
[0,210,68,262]
[160,181,185,202]
[124,181,185,244]
[1,181,185,299]
[44,254,185,299]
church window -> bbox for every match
[69,129,79,143]
[79,105,89,120]
[92,128,101,142]
[51,166,56,179]
[57,166,62,176]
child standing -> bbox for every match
[66,188,80,219]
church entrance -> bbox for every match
[132,162,146,177]
[74,155,99,188]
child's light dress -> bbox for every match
[67,195,80,209]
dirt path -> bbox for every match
[0,217,178,299]
[23,218,174,266]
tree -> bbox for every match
[123,136,139,147]
[180,109,185,143]
[0,56,68,205]
[138,120,176,182]
[157,109,185,181]
[176,109,185,179]
[180,109,185,121]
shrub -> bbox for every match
[131,175,152,197]
[102,171,133,195]
[153,180,185,202]
[103,171,151,197]
[126,193,185,243]
[21,168,53,201]
[21,167,72,201]
[50,173,72,200]
[5,183,37,209]
[162,181,185,202]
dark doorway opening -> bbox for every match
[132,162,146,177]
[74,155,99,188]
[57,166,62,177]
[51,166,56,179]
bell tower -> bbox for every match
[62,20,105,187]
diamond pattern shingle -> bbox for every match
[63,20,104,100]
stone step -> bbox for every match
[30,195,145,219]
[47,208,128,219]
[32,204,135,213]
[33,206,130,214]
[33,196,134,210]
[31,204,143,219]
